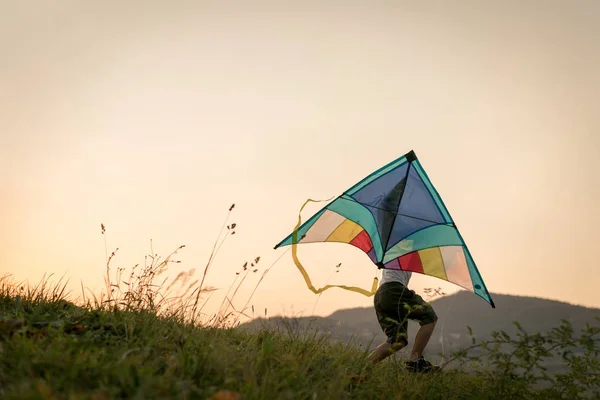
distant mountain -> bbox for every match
[240,292,600,358]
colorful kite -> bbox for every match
[274,150,495,308]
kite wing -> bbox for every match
[275,150,495,308]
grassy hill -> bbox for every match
[241,292,600,356]
[1,275,598,399]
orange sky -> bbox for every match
[2,0,599,320]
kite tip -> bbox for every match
[490,299,496,309]
[405,150,417,162]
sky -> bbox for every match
[2,0,599,321]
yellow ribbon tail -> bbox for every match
[290,198,379,297]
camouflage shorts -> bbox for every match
[374,282,438,345]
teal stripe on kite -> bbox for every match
[465,249,492,304]
[460,229,493,304]
[328,195,383,261]
[383,224,463,263]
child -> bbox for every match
[367,267,440,373]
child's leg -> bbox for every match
[409,321,436,361]
[404,293,438,361]
[367,340,406,364]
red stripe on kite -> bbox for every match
[399,252,424,273]
[350,230,373,253]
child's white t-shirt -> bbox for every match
[379,269,412,287]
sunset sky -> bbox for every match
[2,0,599,321]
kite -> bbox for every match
[274,150,495,308]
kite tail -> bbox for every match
[291,198,379,297]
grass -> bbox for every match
[0,274,490,400]
[0,205,598,399]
